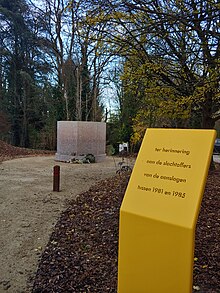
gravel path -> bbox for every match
[0,156,122,293]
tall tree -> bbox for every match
[0,0,54,146]
[88,0,219,138]
[0,0,33,146]
[33,0,107,122]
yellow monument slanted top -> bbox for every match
[121,128,216,229]
[118,128,216,293]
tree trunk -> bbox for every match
[202,91,216,170]
[75,66,82,121]
[202,91,215,129]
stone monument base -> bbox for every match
[55,153,106,163]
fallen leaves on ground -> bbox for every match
[32,173,129,293]
[32,170,219,293]
[193,169,220,292]
[0,140,54,162]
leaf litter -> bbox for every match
[32,170,219,293]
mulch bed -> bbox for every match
[0,140,54,162]
[32,170,219,293]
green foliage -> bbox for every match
[1,0,219,150]
[99,0,220,146]
[106,113,122,150]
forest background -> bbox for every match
[0,0,219,152]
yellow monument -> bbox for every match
[118,128,216,293]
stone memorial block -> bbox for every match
[118,128,216,293]
[55,121,106,162]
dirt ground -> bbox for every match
[0,155,124,293]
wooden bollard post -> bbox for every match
[53,165,60,192]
